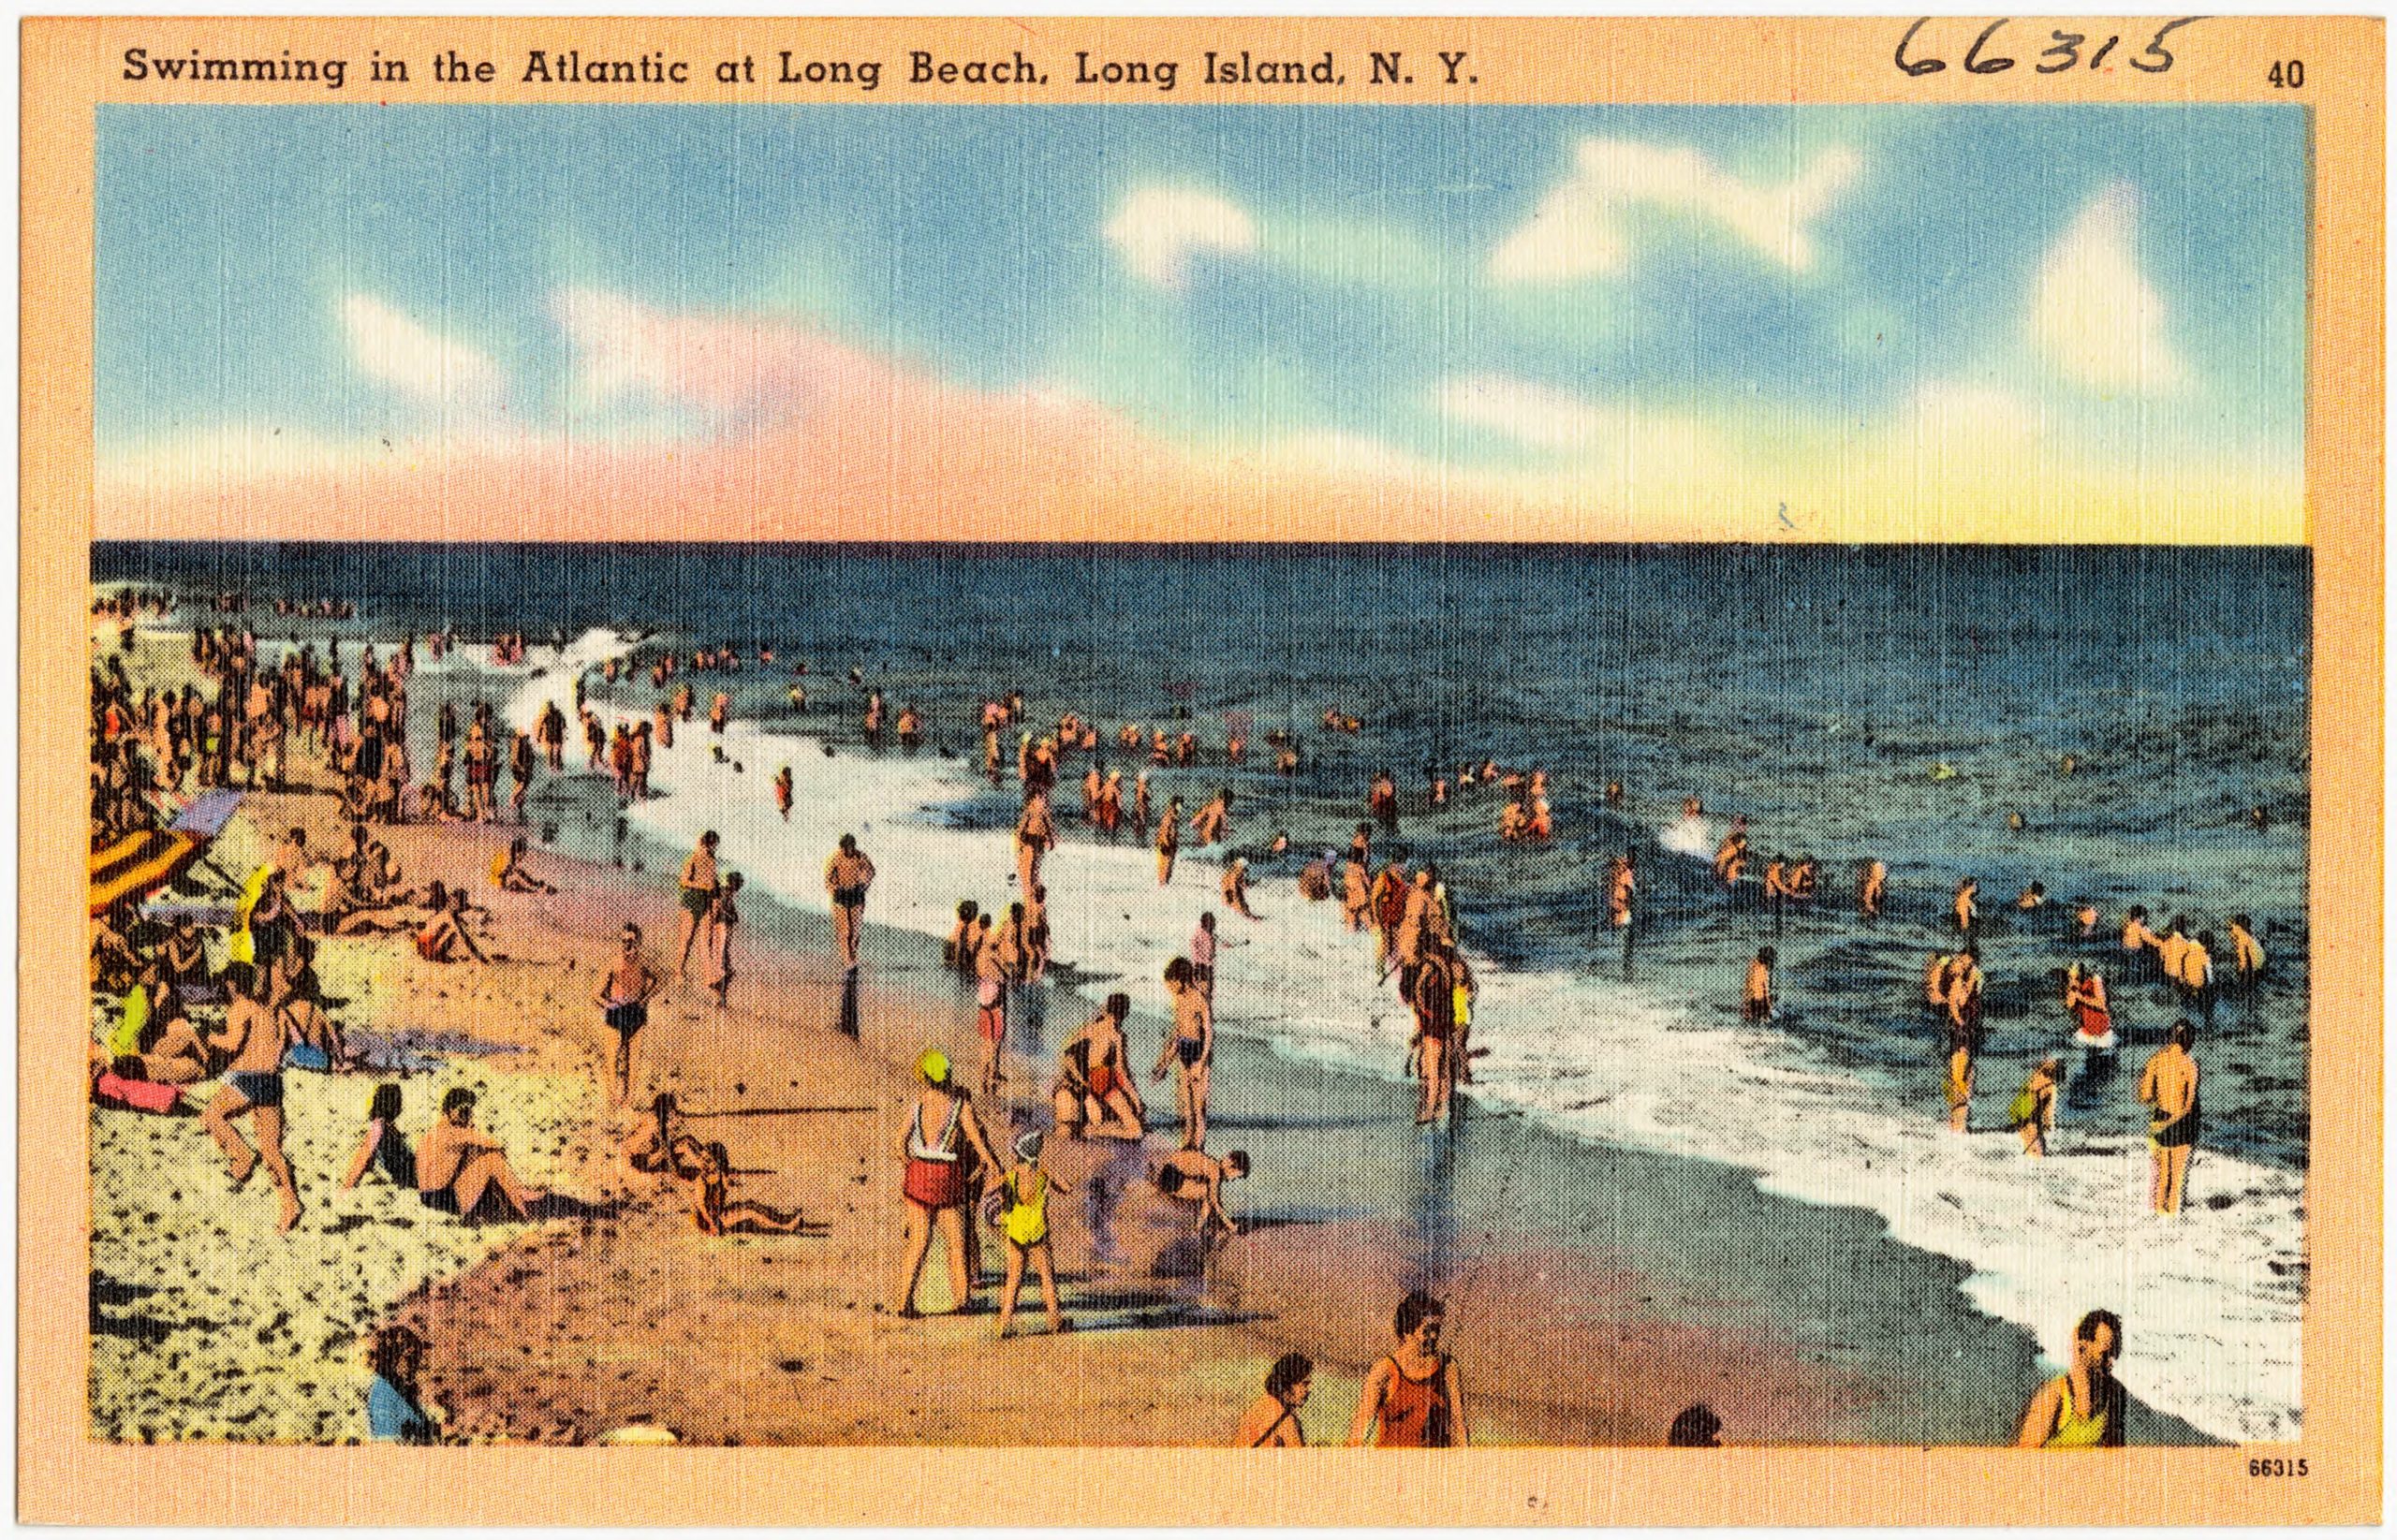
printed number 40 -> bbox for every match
[2269,60,2305,88]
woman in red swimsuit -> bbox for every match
[1348,1290,1469,1446]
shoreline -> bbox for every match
[85,614,2238,1445]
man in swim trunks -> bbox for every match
[596,923,661,1107]
[824,833,875,970]
[2138,1019,2201,1214]
[200,961,302,1233]
[674,830,720,980]
[2016,1309,2125,1447]
[415,1087,547,1222]
[1152,1146,1246,1236]
[1152,957,1215,1150]
[1055,993,1144,1140]
[1014,789,1055,899]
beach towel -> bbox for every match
[93,1071,184,1115]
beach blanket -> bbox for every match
[92,1072,184,1115]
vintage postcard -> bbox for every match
[20,14,2383,1526]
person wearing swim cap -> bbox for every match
[889,1049,999,1317]
[993,1128,1075,1340]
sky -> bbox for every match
[95,105,2309,542]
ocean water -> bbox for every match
[96,542,2310,1442]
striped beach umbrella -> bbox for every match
[87,788,243,916]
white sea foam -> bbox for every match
[503,630,2301,1445]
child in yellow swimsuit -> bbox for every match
[994,1130,1075,1340]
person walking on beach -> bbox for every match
[974,933,1011,1096]
[2015,1310,2125,1447]
[200,961,303,1233]
[825,833,875,971]
[1348,1290,1469,1447]
[1236,1353,1315,1446]
[705,873,743,1009]
[2139,1020,2202,1214]
[416,1087,547,1221]
[993,1129,1075,1340]
[1152,957,1214,1150]
[673,831,721,980]
[596,923,661,1107]
[890,1049,1002,1318]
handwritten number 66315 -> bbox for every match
[1896,17,2205,78]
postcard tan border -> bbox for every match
[21,15,2382,1525]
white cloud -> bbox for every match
[1437,374,1720,466]
[1105,187,1259,288]
[339,295,505,409]
[1487,139,1861,284]
[2032,183,2184,395]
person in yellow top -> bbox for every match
[993,1129,1074,1340]
[2017,1310,2125,1447]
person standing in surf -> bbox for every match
[2139,1020,2202,1214]
[1151,957,1214,1150]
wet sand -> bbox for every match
[92,767,2104,1447]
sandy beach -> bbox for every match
[92,778,1883,1447]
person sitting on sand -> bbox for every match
[1236,1352,1315,1446]
[994,1129,1075,1340]
[2016,1309,2125,1448]
[689,1139,817,1237]
[414,887,489,965]
[492,836,556,895]
[2010,1056,2063,1157]
[415,1087,546,1222]
[1153,1146,1246,1236]
[365,1324,438,1445]
[1348,1290,1469,1447]
[890,1049,1003,1318]
[1055,994,1144,1141]
[621,1092,705,1178]
[341,1083,419,1191]
[272,942,350,1069]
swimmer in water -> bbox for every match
[1743,946,1777,1022]
[1860,858,1888,918]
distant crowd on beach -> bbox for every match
[87,586,2282,1446]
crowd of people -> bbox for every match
[87,592,2271,1446]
